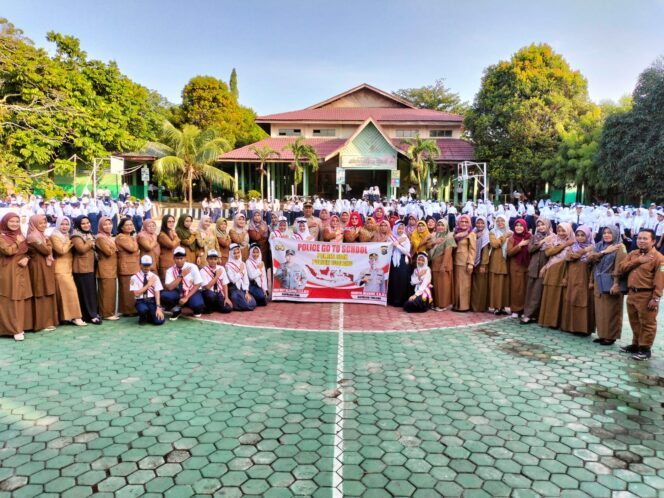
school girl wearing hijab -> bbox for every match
[387,221,412,307]
[225,243,257,311]
[587,225,627,345]
[520,218,553,324]
[488,214,511,314]
[292,217,314,241]
[428,218,456,311]
[0,212,34,340]
[452,214,476,311]
[158,214,180,282]
[471,216,491,312]
[247,243,269,306]
[25,214,58,331]
[95,216,119,320]
[538,222,575,328]
[560,225,595,335]
[175,214,198,264]
[506,218,531,318]
[404,252,433,313]
[51,216,86,326]
[71,216,102,324]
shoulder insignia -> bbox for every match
[660,264,664,272]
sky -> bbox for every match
[2,0,663,115]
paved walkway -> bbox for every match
[0,307,663,497]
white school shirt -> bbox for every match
[165,263,203,297]
[129,271,163,299]
[200,265,230,292]
[247,258,268,291]
[225,258,250,291]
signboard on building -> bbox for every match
[336,167,345,185]
[141,166,150,182]
[110,156,125,174]
[340,154,397,170]
[390,169,400,188]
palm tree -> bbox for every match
[282,137,319,196]
[151,121,233,210]
[249,145,280,199]
[402,135,441,200]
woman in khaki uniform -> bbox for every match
[507,218,531,318]
[158,214,180,280]
[196,215,219,267]
[214,217,231,266]
[452,215,476,311]
[0,212,33,341]
[71,216,102,324]
[427,218,456,311]
[521,218,553,324]
[471,217,491,312]
[116,217,140,316]
[587,226,626,345]
[137,219,160,272]
[95,216,119,320]
[538,223,575,328]
[560,225,595,335]
[488,214,511,314]
[230,213,250,260]
[26,214,58,331]
[359,217,378,243]
[175,214,197,264]
[50,216,86,326]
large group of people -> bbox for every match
[2,191,662,362]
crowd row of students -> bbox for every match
[2,206,662,362]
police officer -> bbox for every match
[617,228,664,360]
[274,249,307,289]
[356,252,386,293]
[129,255,165,326]
[200,249,233,313]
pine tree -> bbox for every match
[230,68,238,100]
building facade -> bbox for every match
[218,83,475,200]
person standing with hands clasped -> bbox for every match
[130,255,165,326]
[617,229,664,361]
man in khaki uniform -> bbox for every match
[617,229,664,360]
[303,201,323,241]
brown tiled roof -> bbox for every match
[257,107,463,123]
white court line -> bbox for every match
[332,303,344,498]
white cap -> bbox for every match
[173,247,186,256]
[207,249,219,257]
[140,255,153,265]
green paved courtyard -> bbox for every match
[1,313,663,497]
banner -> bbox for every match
[270,238,393,305]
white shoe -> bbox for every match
[72,319,87,327]
[105,315,120,321]
[14,333,25,341]
[44,326,56,331]
[193,313,202,318]
[511,313,519,318]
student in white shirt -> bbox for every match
[225,243,257,311]
[162,247,205,320]
[130,255,165,325]
[247,244,269,306]
[200,249,233,313]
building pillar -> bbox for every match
[303,165,309,197]
[234,163,239,196]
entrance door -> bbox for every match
[345,170,388,199]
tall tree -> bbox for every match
[0,18,169,193]
[151,121,234,210]
[401,135,441,200]
[282,137,319,195]
[181,75,265,148]
[465,44,592,193]
[596,57,664,202]
[229,68,238,99]
[394,78,469,114]
[249,144,279,199]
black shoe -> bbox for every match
[593,338,603,343]
[169,307,181,321]
[619,344,638,354]
[138,318,147,326]
[632,349,652,361]
[600,340,615,346]
[90,317,102,325]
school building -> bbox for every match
[217,83,475,199]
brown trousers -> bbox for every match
[626,292,658,348]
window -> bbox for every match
[278,128,302,136]
[312,129,336,137]
[430,129,453,138]
[395,130,417,138]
